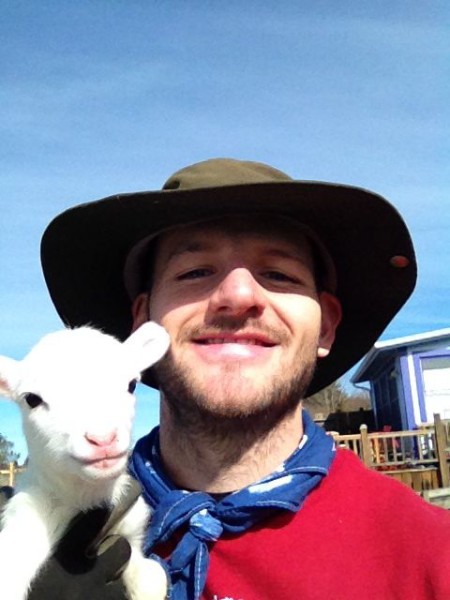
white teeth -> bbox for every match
[203,338,259,345]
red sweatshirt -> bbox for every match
[196,449,450,600]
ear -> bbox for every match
[122,321,170,373]
[317,292,342,358]
[0,356,21,400]
[131,292,150,332]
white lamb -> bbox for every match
[0,322,170,600]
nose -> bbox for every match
[84,430,118,447]
[207,268,266,318]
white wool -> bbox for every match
[0,323,170,600]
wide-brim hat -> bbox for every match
[40,158,416,396]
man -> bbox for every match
[33,159,449,598]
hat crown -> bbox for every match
[163,158,293,191]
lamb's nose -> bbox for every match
[84,430,118,447]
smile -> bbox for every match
[192,334,277,362]
[194,333,276,347]
[198,338,273,346]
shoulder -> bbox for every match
[316,448,450,526]
[298,448,450,585]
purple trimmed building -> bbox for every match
[351,329,450,431]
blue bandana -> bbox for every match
[129,411,335,600]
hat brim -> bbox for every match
[40,181,416,396]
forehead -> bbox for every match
[155,215,314,262]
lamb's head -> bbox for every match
[0,322,170,485]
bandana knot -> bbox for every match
[129,411,335,600]
[190,509,223,542]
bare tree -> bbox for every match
[0,433,20,467]
[304,381,371,417]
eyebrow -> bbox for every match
[165,240,213,264]
[164,239,312,268]
[263,247,312,265]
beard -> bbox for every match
[153,346,317,443]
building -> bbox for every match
[351,329,450,431]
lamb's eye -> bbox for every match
[128,380,137,394]
[24,393,43,409]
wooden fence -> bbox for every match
[332,413,450,495]
[0,463,25,488]
[0,463,17,487]
[2,415,449,500]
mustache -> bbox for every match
[175,317,290,345]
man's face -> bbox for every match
[132,217,341,429]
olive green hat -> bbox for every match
[41,158,416,395]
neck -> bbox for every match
[159,401,304,493]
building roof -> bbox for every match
[351,328,450,383]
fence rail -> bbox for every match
[335,428,438,466]
[0,462,24,488]
[2,416,449,494]
[332,413,450,492]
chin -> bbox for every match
[201,373,272,404]
[157,352,313,427]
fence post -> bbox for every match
[434,413,450,488]
[8,462,15,487]
[360,424,372,467]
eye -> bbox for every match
[176,268,213,280]
[262,270,301,285]
[263,270,294,282]
[23,393,44,409]
[128,380,137,394]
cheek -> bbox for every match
[157,310,191,346]
[148,298,165,324]
[275,295,322,335]
[24,413,66,454]
[148,282,170,323]
[149,292,200,335]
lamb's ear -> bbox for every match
[0,356,21,399]
[122,321,170,373]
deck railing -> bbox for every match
[0,462,23,488]
[334,428,437,466]
[332,414,450,492]
[2,417,449,492]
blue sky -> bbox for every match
[1,2,448,461]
